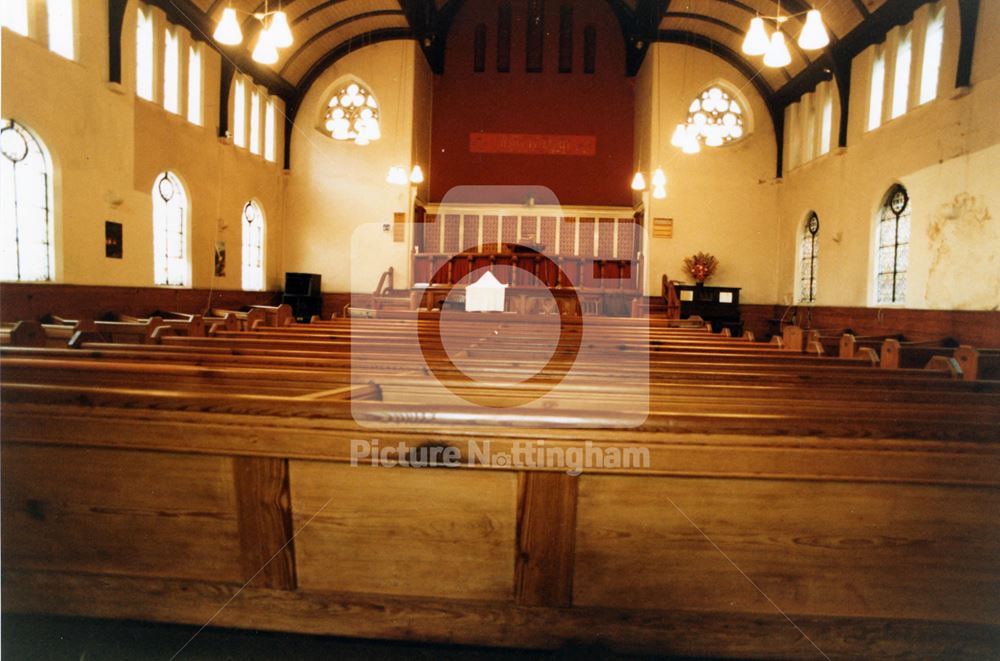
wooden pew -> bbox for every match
[3,314,999,659]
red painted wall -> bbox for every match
[430,0,634,206]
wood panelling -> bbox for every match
[288,461,518,600]
[431,0,633,205]
[233,457,296,590]
[578,218,595,256]
[1,444,243,583]
[737,304,1000,346]
[575,475,1000,624]
[559,217,576,254]
[515,472,578,607]
[0,283,278,323]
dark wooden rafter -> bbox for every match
[279,10,406,77]
[955,0,980,88]
[625,0,670,76]
[107,0,129,84]
[658,29,784,177]
[662,12,794,82]
[397,0,443,72]
[219,59,236,139]
[144,0,296,99]
[773,0,952,158]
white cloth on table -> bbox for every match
[465,271,507,312]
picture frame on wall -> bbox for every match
[105,221,123,259]
[214,240,226,277]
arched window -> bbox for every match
[876,184,910,304]
[1,120,53,282]
[242,200,265,291]
[152,171,189,286]
[321,81,380,145]
[799,212,819,303]
[684,84,748,148]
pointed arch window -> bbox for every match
[1,120,53,282]
[684,84,749,147]
[799,213,819,303]
[876,185,910,304]
[242,200,265,291]
[321,82,380,145]
[152,171,189,286]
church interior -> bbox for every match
[2,0,999,658]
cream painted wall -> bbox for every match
[283,40,431,293]
[1,2,285,290]
[776,0,1000,310]
[637,43,781,303]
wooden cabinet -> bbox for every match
[675,284,742,334]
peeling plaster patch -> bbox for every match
[926,194,999,309]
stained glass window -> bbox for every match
[684,85,747,148]
[322,82,380,145]
[152,171,189,286]
[242,201,265,291]
[1,120,52,282]
[799,213,819,303]
[876,185,910,304]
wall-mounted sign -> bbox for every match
[469,132,597,156]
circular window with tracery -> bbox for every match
[322,82,380,145]
[684,85,748,147]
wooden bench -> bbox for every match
[3,313,999,659]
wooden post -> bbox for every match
[881,338,901,369]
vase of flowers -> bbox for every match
[683,251,718,284]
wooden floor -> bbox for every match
[3,614,688,660]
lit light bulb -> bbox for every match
[671,123,687,148]
[386,166,408,185]
[409,164,425,184]
[652,185,667,199]
[682,134,701,155]
[630,171,647,191]
[252,28,279,64]
[268,11,293,48]
[652,168,666,187]
[763,30,792,68]
[798,10,829,50]
[214,7,243,45]
[742,17,769,56]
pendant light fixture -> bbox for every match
[763,29,792,68]
[386,166,408,185]
[268,10,293,48]
[252,26,279,64]
[214,6,242,45]
[214,1,294,57]
[740,2,830,68]
[630,171,647,191]
[741,17,769,56]
[798,10,830,50]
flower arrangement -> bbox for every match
[683,251,718,283]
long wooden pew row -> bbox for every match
[2,382,999,658]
